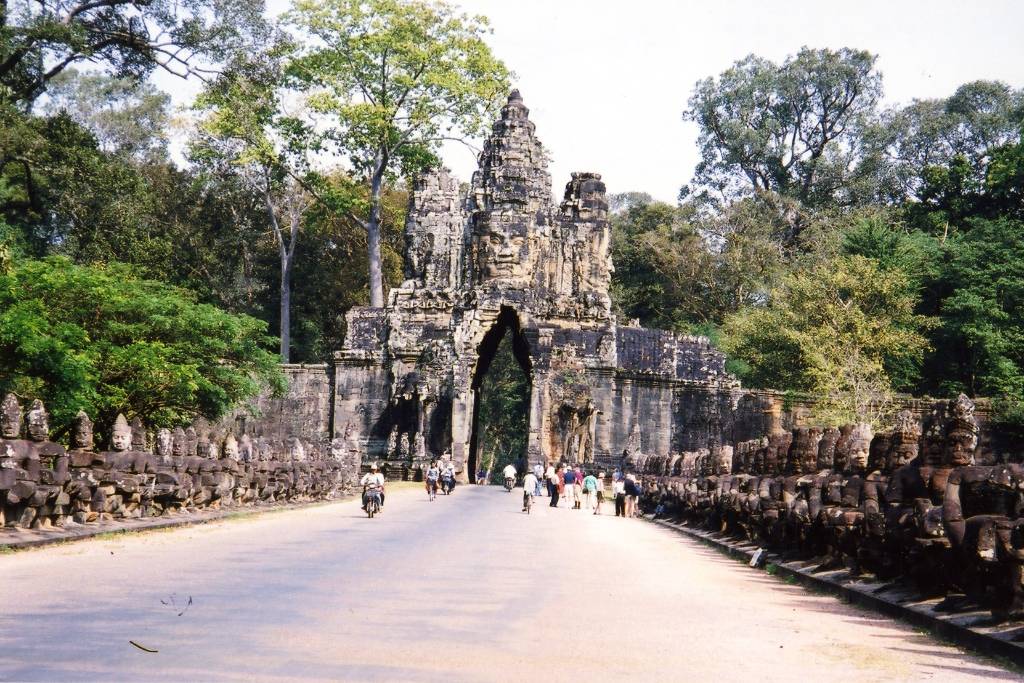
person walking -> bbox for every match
[425,460,440,501]
[563,466,577,509]
[572,465,585,510]
[549,465,562,507]
[533,462,544,497]
[613,475,626,517]
[545,462,556,498]
[595,471,606,514]
[583,471,598,513]
[624,473,639,518]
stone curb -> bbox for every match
[0,494,355,552]
[648,516,1024,667]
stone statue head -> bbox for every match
[888,409,921,469]
[920,402,948,467]
[945,393,978,467]
[787,427,821,475]
[130,416,146,451]
[817,427,840,471]
[717,445,734,475]
[238,433,253,462]
[1,393,21,438]
[766,432,791,475]
[833,425,854,473]
[185,427,198,457]
[288,436,306,462]
[222,433,240,461]
[26,399,49,442]
[848,423,874,473]
[72,410,94,451]
[868,432,892,472]
[111,414,131,451]
[156,428,173,458]
[172,427,187,457]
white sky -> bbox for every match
[161,0,1024,202]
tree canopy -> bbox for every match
[0,256,283,435]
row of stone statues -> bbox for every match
[637,395,1024,620]
[0,394,358,530]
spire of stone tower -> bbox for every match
[467,90,552,286]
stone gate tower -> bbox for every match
[334,91,737,479]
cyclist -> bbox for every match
[522,468,538,512]
[502,462,517,491]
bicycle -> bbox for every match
[523,492,533,514]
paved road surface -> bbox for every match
[0,485,1019,682]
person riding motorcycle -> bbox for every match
[502,463,517,491]
[440,459,456,494]
[361,463,385,511]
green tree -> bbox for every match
[869,81,1023,204]
[0,0,266,105]
[43,69,172,161]
[722,255,931,425]
[191,40,326,362]
[684,47,882,210]
[0,256,283,438]
[285,0,510,307]
[925,217,1024,397]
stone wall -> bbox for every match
[225,364,333,444]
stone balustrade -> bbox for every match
[0,393,359,532]
[636,395,1024,621]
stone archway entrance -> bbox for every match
[467,307,532,483]
[331,90,738,481]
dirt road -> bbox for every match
[0,484,1017,682]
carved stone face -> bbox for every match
[477,218,530,281]
[239,434,253,462]
[288,437,306,462]
[185,427,198,457]
[868,433,891,472]
[223,434,239,461]
[26,400,48,441]
[717,446,733,475]
[1,393,20,438]
[172,427,187,457]
[156,428,173,457]
[945,430,977,467]
[111,414,131,451]
[817,428,839,471]
[848,424,874,472]
[72,411,94,451]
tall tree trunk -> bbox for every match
[367,155,387,308]
[280,250,291,363]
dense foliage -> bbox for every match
[0,257,283,436]
[613,47,1024,425]
[474,331,530,481]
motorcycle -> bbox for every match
[441,473,455,495]
[504,476,515,492]
[364,488,382,518]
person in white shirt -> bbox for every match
[612,476,626,517]
[502,463,517,490]
[532,463,544,496]
[361,463,385,510]
[522,470,538,511]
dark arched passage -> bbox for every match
[468,306,532,483]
